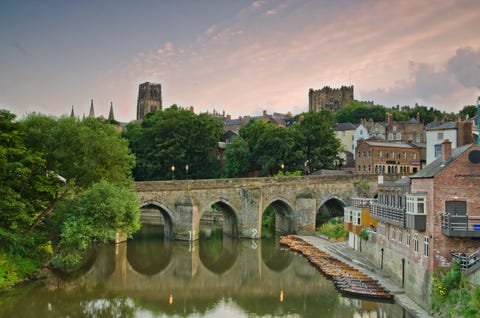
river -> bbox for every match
[0,224,413,317]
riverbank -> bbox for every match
[296,235,432,318]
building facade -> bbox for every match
[361,141,480,308]
[385,113,425,143]
[355,140,422,175]
[308,85,354,112]
[137,82,162,120]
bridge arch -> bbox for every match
[199,236,238,274]
[262,197,295,235]
[315,196,348,228]
[201,199,239,237]
[139,200,175,239]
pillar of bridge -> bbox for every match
[171,240,200,279]
[294,197,317,232]
[174,192,200,241]
[236,187,262,239]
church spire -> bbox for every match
[70,105,75,118]
[89,99,95,118]
[108,101,115,121]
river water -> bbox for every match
[0,225,412,317]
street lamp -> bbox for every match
[281,163,285,173]
[185,164,189,180]
[171,165,175,180]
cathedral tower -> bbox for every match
[137,82,162,120]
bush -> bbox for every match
[317,219,348,239]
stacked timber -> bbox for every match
[279,235,393,302]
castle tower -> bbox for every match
[308,85,354,112]
[89,99,95,118]
[108,101,115,121]
[137,82,162,120]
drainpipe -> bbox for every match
[401,258,405,288]
[477,96,480,146]
[381,248,384,269]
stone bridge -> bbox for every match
[134,174,389,241]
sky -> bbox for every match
[1,0,480,123]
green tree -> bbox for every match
[334,101,387,123]
[124,106,224,180]
[292,111,341,173]
[459,105,477,120]
[222,135,251,178]
[406,105,444,124]
[51,181,140,269]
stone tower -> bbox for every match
[137,82,162,120]
[308,85,354,112]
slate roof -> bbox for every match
[363,141,414,148]
[410,143,473,179]
[424,121,457,131]
[332,122,356,131]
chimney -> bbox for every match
[226,114,231,121]
[457,121,473,146]
[239,116,243,123]
[442,139,452,162]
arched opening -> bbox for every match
[315,198,346,229]
[200,201,239,238]
[261,200,295,238]
[127,227,173,275]
[198,201,239,274]
[261,236,292,272]
[139,202,174,239]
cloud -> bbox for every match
[363,47,480,109]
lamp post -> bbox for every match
[281,163,285,173]
[185,164,189,180]
[171,165,175,180]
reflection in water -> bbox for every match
[127,224,172,275]
[0,225,413,318]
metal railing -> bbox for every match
[350,197,376,208]
[452,250,480,274]
[369,200,405,227]
[441,214,480,237]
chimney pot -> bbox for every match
[442,139,452,162]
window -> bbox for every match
[398,229,403,243]
[388,133,393,140]
[379,150,383,158]
[413,233,419,253]
[342,131,346,137]
[434,144,442,158]
[344,209,351,223]
[437,132,444,140]
[393,125,397,132]
[407,194,426,214]
[403,152,407,159]
[354,211,361,226]
[424,236,429,257]
[396,133,402,140]
[406,230,411,247]
[391,227,396,241]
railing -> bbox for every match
[441,214,480,237]
[350,197,376,209]
[452,250,480,274]
[369,200,405,227]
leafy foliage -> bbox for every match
[51,181,140,269]
[430,261,480,317]
[223,111,341,177]
[0,109,140,284]
[316,218,348,239]
[124,105,224,180]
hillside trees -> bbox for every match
[222,111,341,177]
[124,105,224,180]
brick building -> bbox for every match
[308,85,353,112]
[355,140,422,175]
[385,112,425,143]
[360,141,480,308]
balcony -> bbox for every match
[405,213,426,231]
[370,201,405,227]
[350,198,376,209]
[441,214,480,237]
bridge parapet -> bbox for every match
[134,174,396,241]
